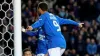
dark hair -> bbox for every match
[23,48,32,55]
[38,2,48,11]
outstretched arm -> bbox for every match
[25,31,38,37]
[56,16,84,27]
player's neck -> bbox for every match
[41,11,47,14]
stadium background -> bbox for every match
[0,0,100,56]
[21,0,100,56]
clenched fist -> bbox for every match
[78,23,84,28]
[27,26,33,30]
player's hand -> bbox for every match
[78,23,84,28]
[27,26,33,30]
[22,27,26,32]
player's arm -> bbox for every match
[27,16,45,30]
[56,16,84,27]
[22,27,38,36]
[25,31,38,37]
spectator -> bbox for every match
[59,6,66,18]
[7,10,13,18]
[85,54,89,56]
[73,2,79,18]
[97,30,100,44]
[97,14,100,23]
[63,50,69,56]
[88,27,95,39]
[23,7,31,18]
[69,35,76,50]
[62,26,69,43]
[67,10,76,20]
[76,35,85,56]
[23,48,33,56]
[87,38,97,56]
[65,10,69,18]
[82,27,89,40]
[70,49,77,56]
[91,20,98,37]
[27,36,37,53]
[86,38,91,44]
[84,38,91,54]
[44,0,57,9]
[27,0,32,9]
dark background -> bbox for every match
[21,0,100,56]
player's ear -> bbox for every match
[39,8,41,11]
[39,8,43,13]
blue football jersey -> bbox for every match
[31,12,79,49]
[26,28,48,54]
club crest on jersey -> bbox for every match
[39,34,45,41]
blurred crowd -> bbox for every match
[21,0,100,56]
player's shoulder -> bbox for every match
[39,12,50,19]
[40,12,48,18]
[39,15,45,20]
